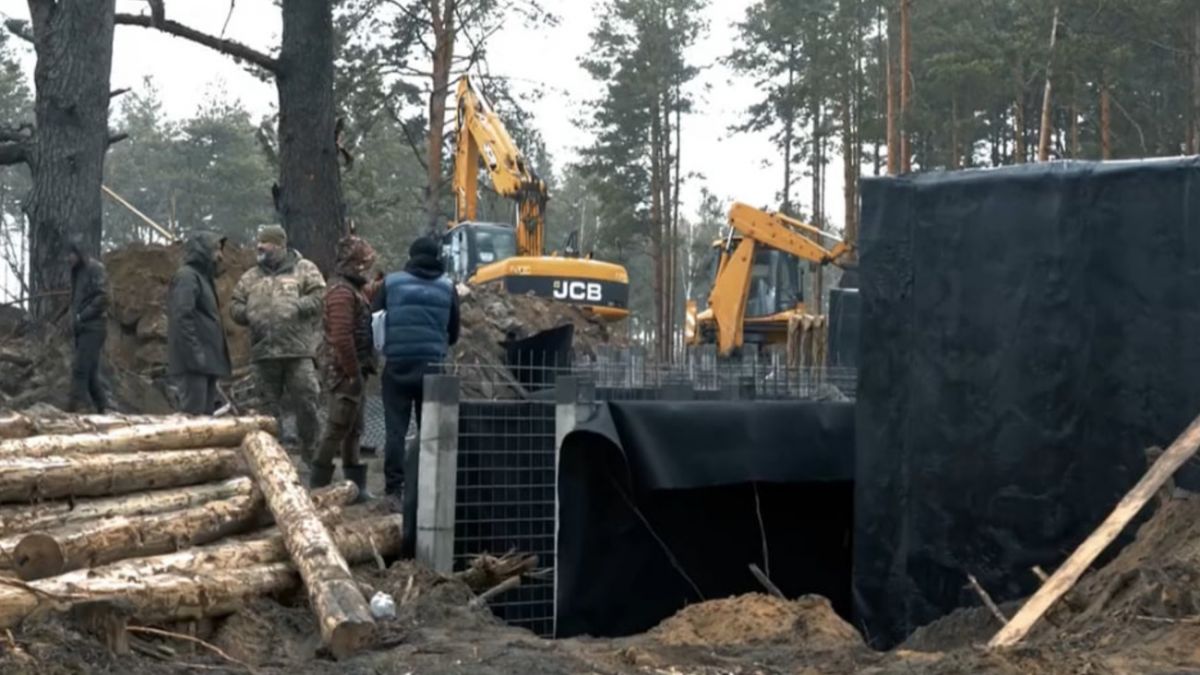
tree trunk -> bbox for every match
[23,0,117,320]
[784,54,796,210]
[0,412,191,441]
[671,84,683,361]
[844,79,859,248]
[661,90,675,363]
[0,514,401,631]
[0,477,252,538]
[1070,82,1081,158]
[1192,7,1200,154]
[899,0,912,173]
[276,0,344,275]
[0,416,274,458]
[425,0,457,233]
[240,431,374,658]
[1014,62,1027,164]
[649,97,666,362]
[1038,6,1060,162]
[0,449,241,502]
[1101,77,1112,160]
[886,36,899,176]
[11,482,356,580]
[950,98,961,169]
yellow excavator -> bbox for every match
[444,75,630,321]
[685,202,854,358]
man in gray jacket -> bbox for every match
[167,232,233,414]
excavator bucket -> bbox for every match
[786,314,828,368]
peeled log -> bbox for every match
[11,482,358,580]
[0,514,402,630]
[0,450,241,502]
[0,477,255,538]
[241,431,375,658]
[0,411,193,440]
[0,416,277,458]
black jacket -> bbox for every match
[69,241,109,335]
[167,232,232,377]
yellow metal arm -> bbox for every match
[726,202,853,266]
[453,75,547,257]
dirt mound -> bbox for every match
[652,593,862,649]
[104,242,256,374]
[452,283,628,398]
[902,602,1023,652]
[1034,493,1200,647]
[214,597,319,667]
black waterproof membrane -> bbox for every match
[556,399,855,638]
[853,158,1200,646]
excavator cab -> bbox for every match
[443,221,519,281]
[745,247,805,318]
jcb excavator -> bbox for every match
[685,202,853,358]
[444,75,630,321]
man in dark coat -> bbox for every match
[372,236,460,558]
[66,237,110,413]
[167,232,233,414]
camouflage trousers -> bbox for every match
[313,375,365,469]
[254,357,321,461]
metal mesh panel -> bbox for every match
[453,399,557,637]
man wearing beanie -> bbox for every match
[231,224,326,463]
[372,235,460,558]
[311,234,378,501]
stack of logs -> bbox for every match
[0,410,398,659]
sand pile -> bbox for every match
[652,593,863,649]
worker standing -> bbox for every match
[311,234,378,501]
[373,236,460,557]
[166,232,232,415]
[231,225,325,463]
[66,237,110,413]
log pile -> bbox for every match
[0,410,403,660]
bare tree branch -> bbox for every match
[2,19,33,43]
[388,105,429,172]
[114,13,280,74]
[219,0,235,38]
[0,144,26,166]
[107,132,130,146]
[0,127,31,144]
[109,88,131,99]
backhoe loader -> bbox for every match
[685,202,853,359]
[444,75,629,321]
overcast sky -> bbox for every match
[0,0,845,231]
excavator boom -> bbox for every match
[448,75,629,320]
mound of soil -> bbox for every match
[652,593,862,649]
[104,242,256,375]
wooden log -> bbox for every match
[0,477,254,538]
[0,514,402,630]
[0,449,241,502]
[240,431,375,658]
[0,411,192,440]
[0,416,276,458]
[11,482,358,580]
[989,411,1200,648]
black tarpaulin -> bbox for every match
[556,400,855,638]
[854,158,1200,647]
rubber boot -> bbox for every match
[309,464,334,490]
[343,464,374,504]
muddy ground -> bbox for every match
[7,491,1200,674]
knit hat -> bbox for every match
[256,224,288,247]
[335,235,377,276]
[409,236,440,259]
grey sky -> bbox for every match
[0,0,845,232]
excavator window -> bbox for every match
[442,222,519,282]
[745,249,805,318]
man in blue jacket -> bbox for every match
[372,236,459,558]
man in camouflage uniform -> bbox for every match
[231,225,325,462]
[311,235,378,500]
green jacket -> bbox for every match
[231,249,325,361]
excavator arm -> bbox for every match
[453,75,547,257]
[703,202,854,355]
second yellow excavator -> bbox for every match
[444,75,629,321]
[685,202,854,358]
